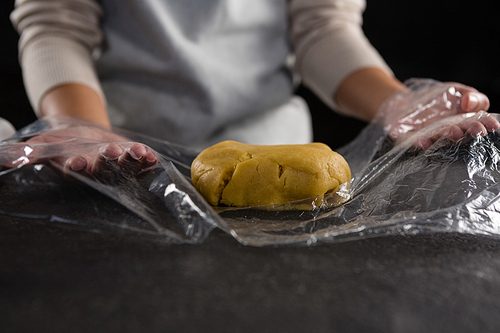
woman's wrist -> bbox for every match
[334,68,407,121]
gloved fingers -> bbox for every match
[441,124,464,141]
[412,136,434,150]
[412,124,466,150]
[140,151,159,173]
[458,120,488,138]
[89,143,123,179]
[444,83,490,113]
[461,91,490,113]
[64,155,88,172]
[411,114,500,150]
[478,113,500,132]
[453,114,500,139]
[87,143,159,184]
[117,142,158,174]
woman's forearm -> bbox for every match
[40,83,111,129]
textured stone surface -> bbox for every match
[2,216,500,332]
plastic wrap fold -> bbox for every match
[2,79,500,246]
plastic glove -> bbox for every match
[376,78,499,149]
[1,116,158,181]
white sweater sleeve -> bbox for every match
[10,0,105,115]
[289,0,393,116]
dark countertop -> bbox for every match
[2,216,500,332]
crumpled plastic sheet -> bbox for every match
[2,83,500,246]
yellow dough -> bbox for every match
[191,140,351,207]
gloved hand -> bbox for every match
[376,79,499,149]
[1,116,158,182]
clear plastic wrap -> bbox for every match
[2,79,500,246]
[0,117,227,244]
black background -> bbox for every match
[2,1,499,149]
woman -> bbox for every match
[9,0,495,174]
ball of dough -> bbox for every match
[191,140,351,207]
